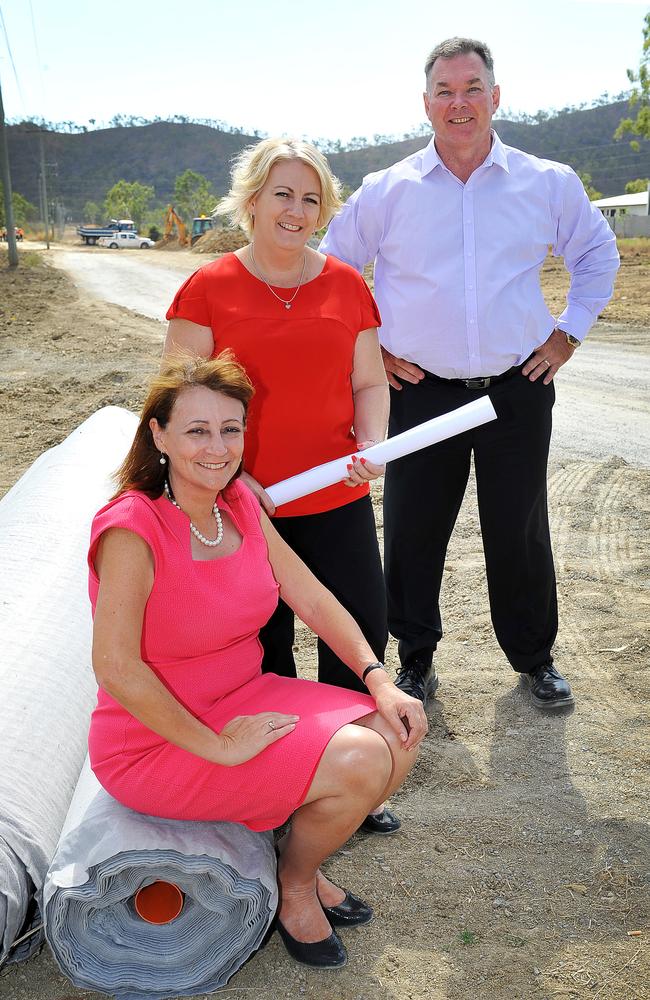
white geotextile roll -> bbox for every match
[0,406,138,965]
[44,762,278,1000]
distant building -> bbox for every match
[592,191,650,237]
[592,191,648,219]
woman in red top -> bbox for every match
[165,138,396,833]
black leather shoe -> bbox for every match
[321,888,373,927]
[522,662,575,710]
[359,806,401,835]
[276,920,347,968]
[395,653,439,706]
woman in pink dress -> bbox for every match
[88,351,427,970]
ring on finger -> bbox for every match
[267,720,275,731]
[543,358,551,368]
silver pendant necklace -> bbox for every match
[164,480,224,547]
[249,244,306,310]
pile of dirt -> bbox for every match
[154,234,187,251]
[192,227,249,254]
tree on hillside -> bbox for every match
[173,170,217,221]
[83,200,102,223]
[104,180,155,228]
[615,11,650,147]
[577,171,602,201]
[0,184,38,227]
[625,178,650,194]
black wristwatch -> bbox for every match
[362,662,385,684]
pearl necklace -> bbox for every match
[249,244,306,310]
[164,481,224,547]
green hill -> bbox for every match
[327,101,649,196]
[6,100,648,221]
[6,121,255,220]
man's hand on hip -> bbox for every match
[381,347,425,390]
[522,329,577,385]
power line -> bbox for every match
[0,2,24,108]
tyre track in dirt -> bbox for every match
[550,458,650,723]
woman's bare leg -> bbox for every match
[355,710,421,808]
[313,711,422,905]
[277,723,392,942]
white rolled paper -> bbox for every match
[266,395,497,508]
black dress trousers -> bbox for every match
[383,371,558,674]
[259,495,388,693]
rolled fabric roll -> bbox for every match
[44,761,277,1000]
[0,406,138,965]
[266,395,497,507]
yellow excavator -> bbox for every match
[163,205,189,247]
[191,215,214,245]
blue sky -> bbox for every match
[0,0,647,142]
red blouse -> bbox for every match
[166,253,381,517]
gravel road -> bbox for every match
[50,247,196,322]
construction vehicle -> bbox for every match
[77,219,135,245]
[191,215,214,245]
[163,206,189,247]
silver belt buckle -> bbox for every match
[463,376,491,389]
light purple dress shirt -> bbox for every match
[321,132,620,379]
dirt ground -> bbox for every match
[0,243,648,1000]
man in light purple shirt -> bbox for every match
[321,37,619,711]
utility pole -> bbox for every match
[0,76,18,267]
[39,135,50,249]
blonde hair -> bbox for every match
[217,137,342,238]
[113,350,254,499]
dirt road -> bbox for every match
[49,246,196,322]
[0,245,648,1000]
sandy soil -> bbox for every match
[0,243,648,1000]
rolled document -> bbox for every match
[267,395,497,508]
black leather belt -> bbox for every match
[423,364,520,389]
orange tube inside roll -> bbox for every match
[133,881,184,924]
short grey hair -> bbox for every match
[424,37,495,92]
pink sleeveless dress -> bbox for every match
[87,481,376,831]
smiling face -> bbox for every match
[424,51,500,162]
[249,158,322,254]
[150,385,245,501]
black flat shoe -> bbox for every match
[321,888,373,927]
[522,662,575,710]
[276,920,347,969]
[360,806,401,835]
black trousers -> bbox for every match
[260,495,387,693]
[383,371,557,674]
